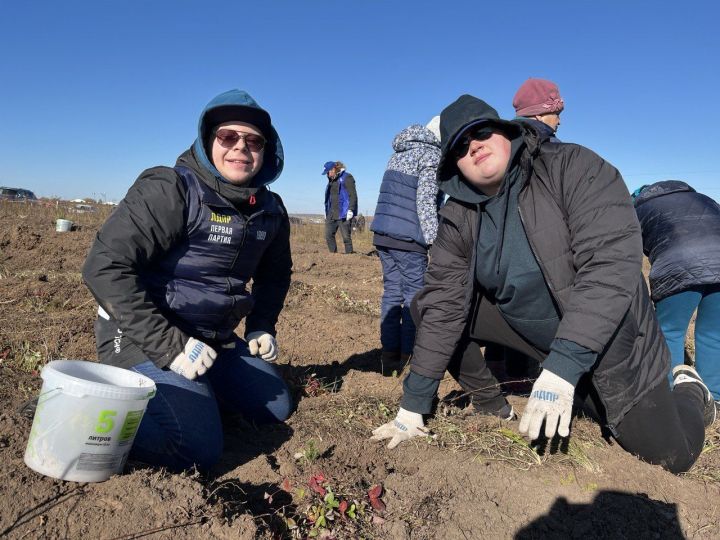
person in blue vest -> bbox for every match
[322,160,358,254]
[81,89,293,472]
[370,118,442,373]
[633,181,720,410]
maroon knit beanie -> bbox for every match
[512,78,564,117]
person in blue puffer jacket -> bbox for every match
[371,118,442,372]
[82,89,293,472]
[633,180,720,406]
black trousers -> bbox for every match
[324,218,353,253]
[414,294,707,473]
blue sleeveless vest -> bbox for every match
[325,172,352,219]
[371,169,430,247]
[144,166,285,341]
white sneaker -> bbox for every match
[672,365,717,428]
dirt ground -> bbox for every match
[1,202,718,539]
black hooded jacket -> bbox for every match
[407,95,668,432]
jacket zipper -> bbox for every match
[518,186,618,437]
[228,208,267,271]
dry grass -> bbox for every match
[0,199,114,225]
[683,428,720,482]
[428,412,603,473]
[290,222,375,254]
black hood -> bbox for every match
[633,180,695,207]
[437,95,524,202]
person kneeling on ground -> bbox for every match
[371,94,716,474]
[82,89,293,472]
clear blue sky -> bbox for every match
[1,1,718,213]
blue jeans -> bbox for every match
[128,338,292,471]
[378,247,428,354]
[656,285,720,399]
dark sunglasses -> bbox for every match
[215,129,266,151]
[452,127,495,159]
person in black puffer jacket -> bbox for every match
[82,89,293,472]
[371,94,716,473]
[633,181,720,405]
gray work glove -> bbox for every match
[346,210,354,220]
[169,338,217,380]
[371,407,427,449]
[519,369,575,439]
[246,331,279,362]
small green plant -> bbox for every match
[306,487,364,537]
[378,402,392,418]
[295,438,321,463]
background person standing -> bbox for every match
[322,160,358,254]
[370,118,442,372]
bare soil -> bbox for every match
[1,203,718,539]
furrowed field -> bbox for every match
[1,201,718,539]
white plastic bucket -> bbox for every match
[24,360,156,482]
[55,219,73,232]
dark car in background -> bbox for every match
[0,187,39,202]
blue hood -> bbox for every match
[192,89,284,187]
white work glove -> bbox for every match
[169,338,217,380]
[346,210,354,220]
[519,369,575,440]
[370,407,427,449]
[246,331,279,362]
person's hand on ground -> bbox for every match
[519,369,575,439]
[246,331,279,362]
[169,338,217,380]
[371,407,427,449]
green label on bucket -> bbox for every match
[119,410,144,443]
[96,410,117,433]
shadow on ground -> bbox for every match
[515,490,685,539]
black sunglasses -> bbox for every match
[215,129,266,151]
[452,127,495,159]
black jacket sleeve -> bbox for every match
[410,202,476,380]
[345,174,358,215]
[550,145,643,353]
[245,193,293,337]
[81,167,190,367]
